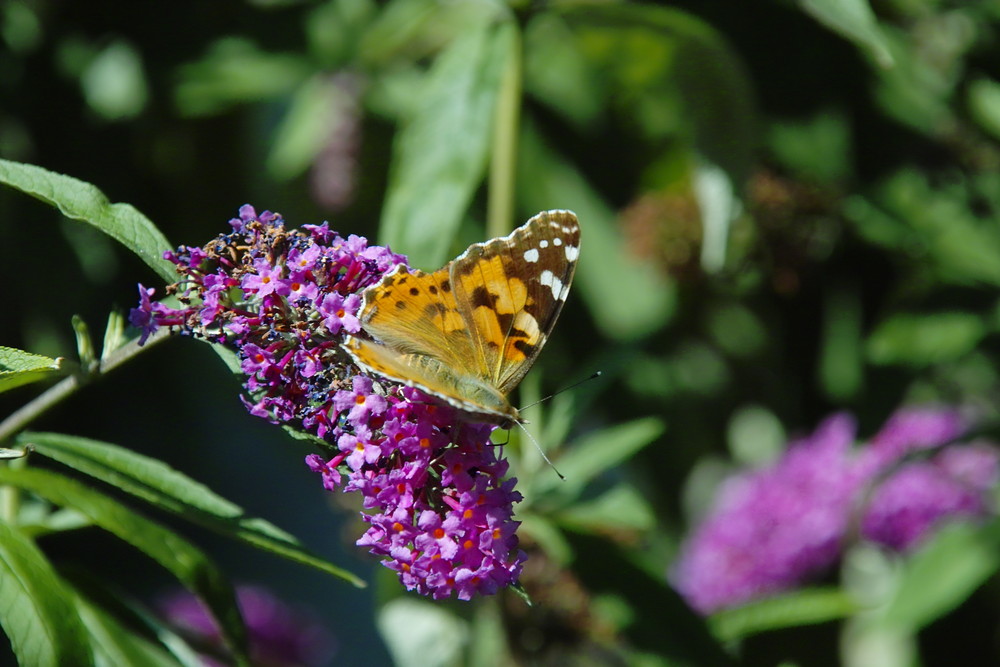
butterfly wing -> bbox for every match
[343,264,516,420]
[450,210,580,396]
[344,210,580,424]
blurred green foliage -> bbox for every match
[3,0,1000,665]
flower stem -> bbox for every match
[0,327,172,444]
[486,22,523,240]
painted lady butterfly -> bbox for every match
[344,210,580,427]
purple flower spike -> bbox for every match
[672,406,1000,614]
[132,206,526,600]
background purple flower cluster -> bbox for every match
[671,407,1000,614]
[131,205,526,600]
[159,585,335,667]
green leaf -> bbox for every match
[709,587,859,641]
[968,77,1000,142]
[66,575,205,667]
[23,432,364,587]
[266,74,347,180]
[531,417,665,500]
[553,483,656,534]
[0,466,249,662]
[0,346,64,394]
[377,598,468,667]
[73,592,181,667]
[847,170,1000,287]
[0,521,94,667]
[880,521,1000,630]
[559,4,756,189]
[867,311,985,367]
[0,159,174,282]
[173,38,311,117]
[380,19,512,269]
[799,0,893,67]
[523,14,604,128]
[358,0,499,68]
[517,514,573,566]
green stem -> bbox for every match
[0,327,172,444]
[486,22,523,240]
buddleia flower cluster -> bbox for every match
[131,205,526,600]
[672,406,1000,613]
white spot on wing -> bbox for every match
[553,238,563,246]
[565,245,579,261]
[539,240,549,248]
[523,248,539,263]
[540,270,564,300]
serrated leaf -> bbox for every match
[23,432,363,587]
[0,466,248,662]
[709,587,859,641]
[380,20,512,269]
[0,521,94,667]
[0,159,174,282]
[0,346,64,394]
[532,417,665,500]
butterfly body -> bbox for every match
[344,210,580,427]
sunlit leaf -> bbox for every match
[0,467,249,662]
[968,77,1000,141]
[867,312,985,367]
[709,588,859,641]
[554,483,656,534]
[0,159,173,281]
[359,0,499,67]
[532,417,665,500]
[0,521,93,667]
[73,592,180,667]
[880,521,1000,630]
[377,598,467,667]
[0,346,64,394]
[266,75,347,180]
[80,40,148,120]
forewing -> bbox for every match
[351,264,478,368]
[450,210,580,395]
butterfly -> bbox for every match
[343,210,580,428]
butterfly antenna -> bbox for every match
[515,421,565,481]
[518,371,602,412]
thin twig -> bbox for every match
[0,326,173,443]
